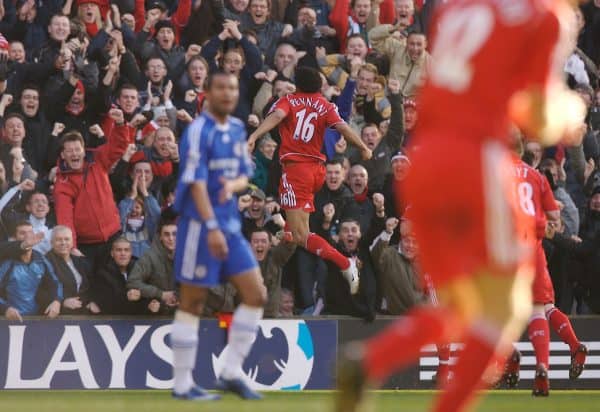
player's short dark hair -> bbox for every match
[60,131,85,151]
[205,70,237,90]
[295,66,322,94]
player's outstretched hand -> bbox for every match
[208,229,229,260]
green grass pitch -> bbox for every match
[1,390,600,412]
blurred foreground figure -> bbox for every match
[336,0,587,410]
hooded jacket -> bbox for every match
[53,124,132,247]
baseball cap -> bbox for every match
[249,188,266,201]
[391,151,411,164]
[146,0,167,11]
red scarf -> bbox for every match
[85,22,99,37]
[354,187,369,203]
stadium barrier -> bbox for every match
[1,317,599,390]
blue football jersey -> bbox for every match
[174,112,252,234]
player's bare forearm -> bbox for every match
[336,122,369,151]
[248,109,286,145]
[227,176,249,193]
[190,182,216,221]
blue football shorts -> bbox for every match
[174,216,258,287]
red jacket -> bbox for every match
[330,0,392,52]
[54,124,133,247]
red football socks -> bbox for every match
[364,307,455,381]
[305,233,350,270]
[438,344,451,364]
[528,315,550,369]
[546,307,580,352]
[432,322,502,412]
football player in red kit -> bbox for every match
[248,67,372,294]
[508,154,587,396]
[335,0,586,410]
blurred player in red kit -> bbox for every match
[335,0,587,410]
[248,67,372,295]
[505,147,587,396]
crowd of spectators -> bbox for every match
[0,0,599,320]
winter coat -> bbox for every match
[324,241,376,320]
[370,231,425,314]
[126,237,175,301]
[94,258,148,315]
[239,13,286,66]
[135,34,186,80]
[201,34,262,123]
[118,195,161,258]
[46,78,112,148]
[347,92,404,193]
[369,24,432,97]
[259,242,296,317]
[44,252,93,315]
[53,124,131,247]
[0,250,63,315]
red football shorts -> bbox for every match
[402,135,534,287]
[279,161,326,212]
[532,241,555,304]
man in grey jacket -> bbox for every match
[370,217,425,315]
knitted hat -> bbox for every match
[146,0,167,11]
[154,19,175,35]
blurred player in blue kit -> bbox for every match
[170,71,267,401]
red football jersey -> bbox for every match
[416,0,568,142]
[513,160,558,238]
[271,92,344,163]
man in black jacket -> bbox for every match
[45,225,98,315]
[324,218,376,320]
[93,237,148,315]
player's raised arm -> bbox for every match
[247,109,286,152]
[218,176,249,204]
[335,122,373,160]
[508,8,586,147]
[509,84,586,147]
